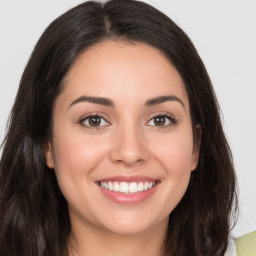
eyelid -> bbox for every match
[79,112,112,129]
[145,112,177,127]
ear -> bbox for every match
[45,141,54,169]
[191,124,201,171]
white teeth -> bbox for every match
[138,182,144,192]
[144,181,149,190]
[129,182,138,193]
[113,182,119,191]
[99,181,157,194]
[108,181,113,191]
[120,182,129,193]
[100,181,108,189]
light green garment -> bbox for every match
[236,231,256,256]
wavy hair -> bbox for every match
[0,0,237,255]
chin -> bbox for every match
[97,210,169,236]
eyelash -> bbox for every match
[79,113,111,130]
[146,114,176,128]
[79,113,176,129]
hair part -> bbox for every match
[0,1,237,255]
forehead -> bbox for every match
[60,40,189,108]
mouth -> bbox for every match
[98,181,157,194]
[96,175,160,204]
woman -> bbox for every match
[0,0,238,255]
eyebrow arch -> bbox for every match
[69,95,114,108]
[145,95,185,108]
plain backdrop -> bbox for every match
[0,0,255,238]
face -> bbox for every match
[45,40,200,236]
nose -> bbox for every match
[109,125,149,167]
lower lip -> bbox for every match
[97,183,159,204]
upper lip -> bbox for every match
[96,175,158,182]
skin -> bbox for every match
[45,40,200,256]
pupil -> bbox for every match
[89,117,101,126]
[154,116,165,126]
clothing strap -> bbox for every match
[236,231,256,256]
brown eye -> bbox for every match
[147,115,175,127]
[153,116,166,126]
[81,115,109,128]
[88,116,101,126]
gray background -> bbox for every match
[0,0,255,237]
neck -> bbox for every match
[68,218,168,256]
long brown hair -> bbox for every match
[0,1,237,255]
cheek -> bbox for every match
[152,132,194,174]
[151,134,193,214]
[150,130,193,196]
[51,129,108,194]
[53,138,92,175]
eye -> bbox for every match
[147,115,176,127]
[80,115,110,128]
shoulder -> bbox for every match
[235,231,256,256]
[225,231,256,256]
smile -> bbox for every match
[96,176,159,204]
[99,181,156,194]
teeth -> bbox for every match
[113,182,119,191]
[138,182,144,192]
[120,182,129,193]
[100,181,108,189]
[144,181,149,190]
[99,181,157,194]
[129,182,137,193]
[108,182,113,191]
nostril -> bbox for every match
[114,157,145,166]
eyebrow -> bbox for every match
[69,94,184,109]
[144,95,185,108]
[69,96,114,108]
